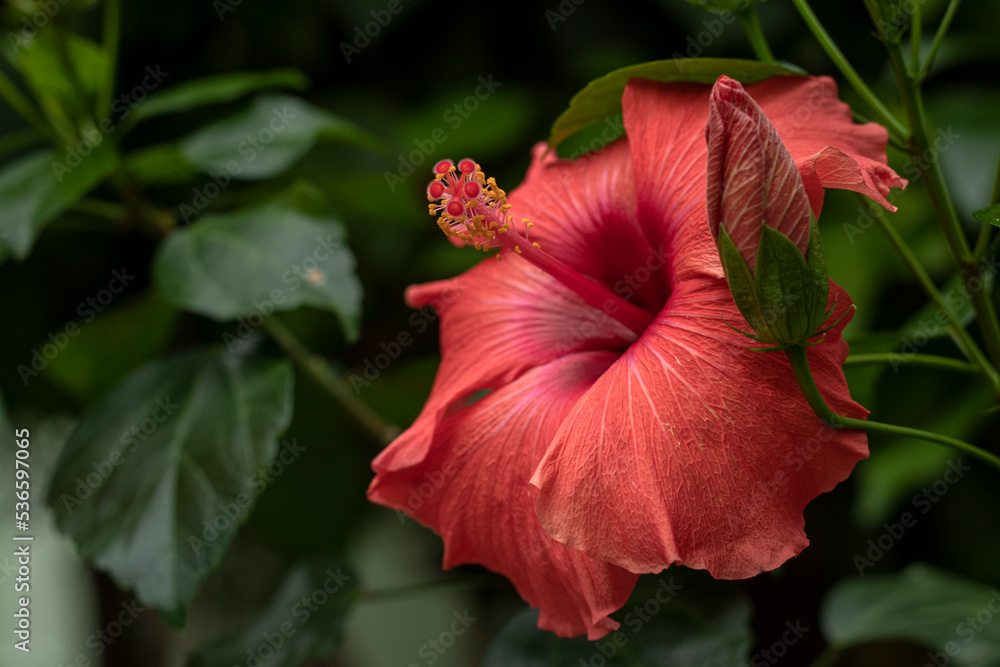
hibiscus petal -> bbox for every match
[623,80,722,282]
[623,76,905,280]
[368,351,639,639]
[370,257,636,475]
[531,277,868,579]
[749,76,907,214]
[510,141,670,312]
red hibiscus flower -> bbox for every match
[368,73,905,639]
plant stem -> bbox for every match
[918,0,963,82]
[262,317,399,446]
[0,70,60,143]
[69,198,128,222]
[885,42,1000,372]
[844,353,976,373]
[736,6,775,64]
[859,197,1000,394]
[790,0,908,141]
[784,345,1000,471]
[99,0,121,118]
[909,2,922,76]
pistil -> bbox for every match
[426,159,656,337]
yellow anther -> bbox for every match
[514,246,522,254]
[532,242,541,248]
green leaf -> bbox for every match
[179,94,379,180]
[549,58,800,148]
[152,184,362,340]
[822,563,1000,664]
[18,31,109,134]
[973,203,1000,227]
[45,349,294,626]
[188,558,357,667]
[482,575,751,667]
[0,145,118,260]
[130,68,309,124]
[44,291,179,402]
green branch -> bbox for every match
[262,317,399,447]
[785,345,1000,472]
[919,0,963,82]
[790,0,908,141]
[844,353,976,373]
[736,6,775,64]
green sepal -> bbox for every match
[755,224,815,343]
[717,224,776,344]
[804,215,832,332]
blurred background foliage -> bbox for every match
[0,0,999,665]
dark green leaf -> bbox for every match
[180,94,379,180]
[188,558,357,667]
[130,69,309,124]
[483,575,751,667]
[152,184,362,340]
[822,564,1000,664]
[46,349,294,626]
[973,203,1000,227]
[44,291,179,402]
[549,58,799,148]
[0,145,118,260]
